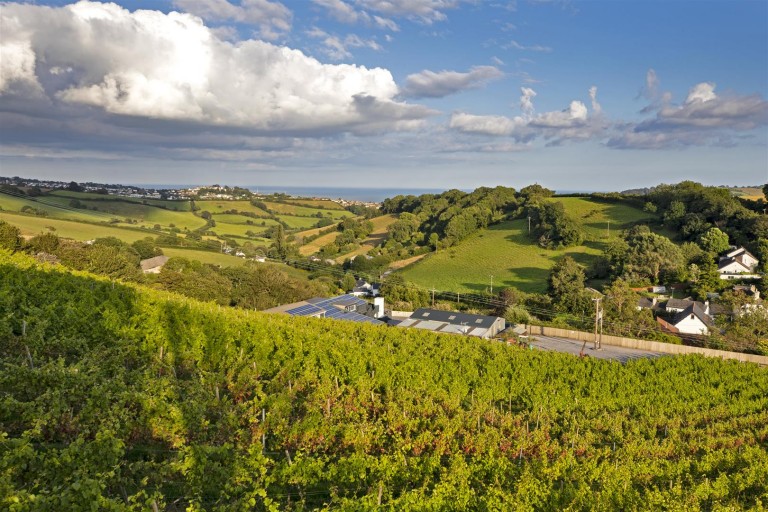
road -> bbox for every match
[527,335,666,363]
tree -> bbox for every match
[0,220,22,252]
[548,256,589,314]
[620,226,683,284]
[340,273,357,292]
[699,227,730,255]
[131,237,163,260]
[27,232,60,253]
[601,279,656,337]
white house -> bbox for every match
[718,247,760,280]
[671,303,715,335]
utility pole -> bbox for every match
[607,220,610,238]
[431,287,436,307]
[592,297,602,350]
[528,216,531,233]
[489,275,494,295]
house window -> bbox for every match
[448,315,456,320]
[475,319,483,324]
[422,312,430,317]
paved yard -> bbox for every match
[527,335,666,363]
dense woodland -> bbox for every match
[2,251,768,510]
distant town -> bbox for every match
[0,176,381,209]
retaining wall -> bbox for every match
[528,325,768,366]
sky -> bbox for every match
[0,0,766,192]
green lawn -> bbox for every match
[0,211,155,243]
[399,197,657,294]
[0,193,111,223]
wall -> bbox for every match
[528,325,768,366]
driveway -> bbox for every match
[527,335,666,363]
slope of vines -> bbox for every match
[1,250,767,510]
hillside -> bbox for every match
[399,197,655,293]
[2,250,767,510]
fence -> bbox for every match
[528,325,768,366]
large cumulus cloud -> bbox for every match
[0,1,433,135]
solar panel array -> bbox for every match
[287,295,384,325]
[286,303,325,316]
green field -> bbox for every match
[0,211,155,243]
[0,193,111,223]
[1,191,204,230]
[209,222,272,238]
[262,201,352,219]
[399,197,655,294]
[196,200,271,216]
[276,214,326,230]
[279,198,346,210]
[49,190,193,211]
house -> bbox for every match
[396,308,506,339]
[733,284,761,300]
[351,279,381,297]
[664,298,708,314]
[718,247,760,280]
[670,303,715,335]
[637,297,658,311]
[140,255,169,274]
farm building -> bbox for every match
[265,294,385,325]
[396,308,505,339]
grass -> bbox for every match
[196,200,271,216]
[278,198,346,210]
[398,197,657,294]
[262,201,352,219]
[209,222,272,238]
[299,230,340,256]
[213,214,279,227]
[0,192,204,229]
[49,190,193,211]
[161,248,312,279]
[276,215,325,230]
[0,211,155,243]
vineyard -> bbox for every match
[1,250,768,510]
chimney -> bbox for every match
[373,297,385,318]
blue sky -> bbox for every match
[0,0,766,192]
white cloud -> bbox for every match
[306,28,382,60]
[589,85,601,115]
[449,112,524,136]
[450,86,605,144]
[311,0,399,30]
[174,0,292,40]
[355,0,460,24]
[0,2,432,135]
[685,82,717,104]
[505,39,552,52]
[402,66,504,98]
[611,78,768,149]
[520,87,536,117]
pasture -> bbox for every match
[398,197,656,294]
[262,201,352,220]
[0,211,154,243]
[196,200,271,216]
